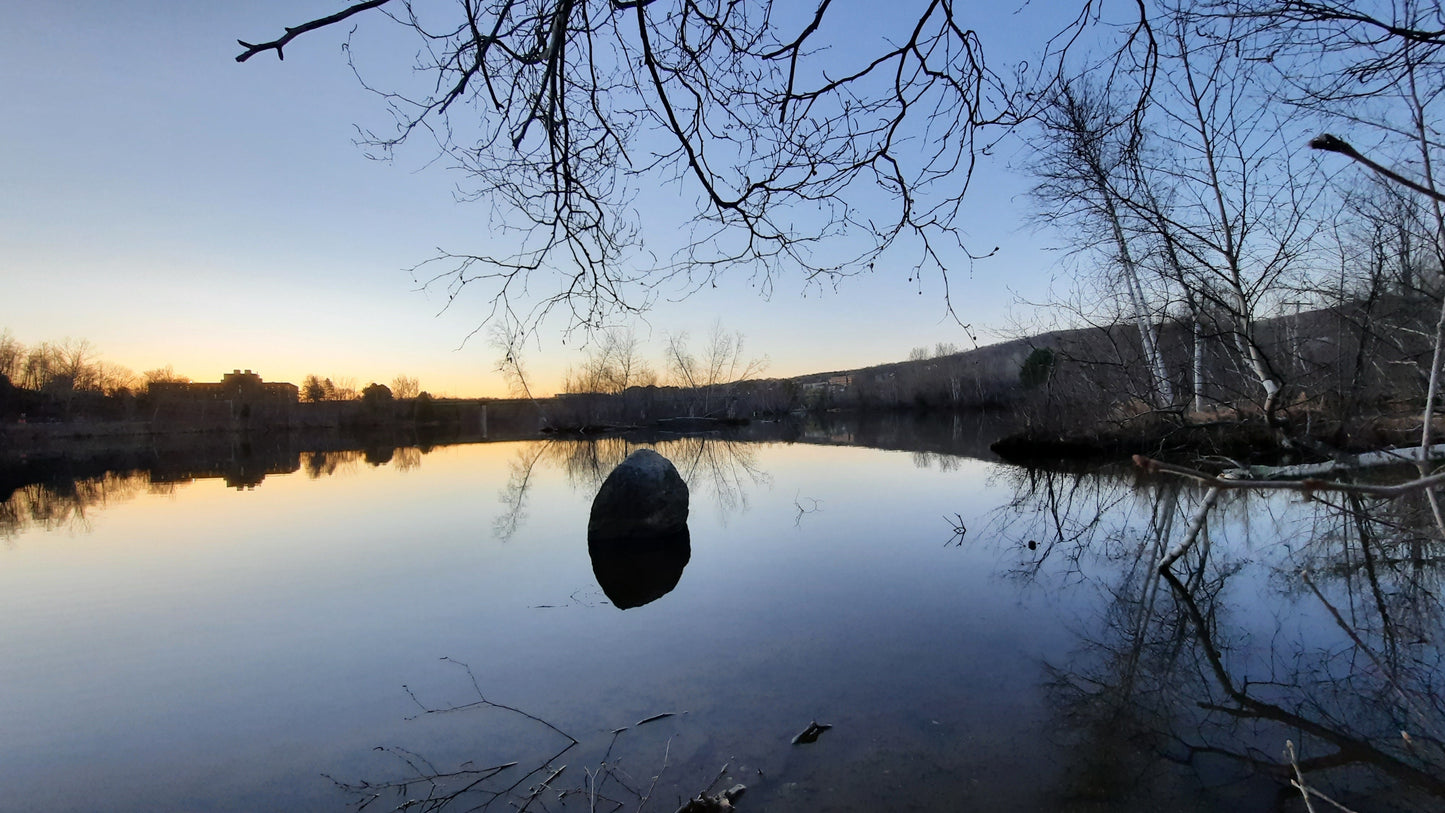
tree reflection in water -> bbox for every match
[0,470,169,540]
[1,443,434,540]
[303,449,367,479]
[493,434,771,542]
[988,466,1445,810]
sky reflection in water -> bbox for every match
[1,428,1441,811]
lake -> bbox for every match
[2,417,1441,811]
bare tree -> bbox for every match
[489,321,550,430]
[236,1,1160,338]
[1030,78,1176,409]
[93,362,138,396]
[144,365,190,388]
[563,326,654,395]
[330,377,361,401]
[50,337,96,392]
[1115,10,1326,434]
[0,329,23,382]
[391,374,421,399]
[1208,0,1445,448]
[20,342,59,391]
[665,320,766,417]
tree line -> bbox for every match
[0,331,145,397]
[0,327,434,422]
[298,374,423,403]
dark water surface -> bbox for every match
[2,419,1441,811]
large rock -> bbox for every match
[587,449,689,540]
[587,449,691,609]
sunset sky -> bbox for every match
[2,2,1078,397]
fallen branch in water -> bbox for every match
[518,764,567,813]
[793,492,823,527]
[1133,455,1445,499]
[634,736,671,813]
[1218,444,1445,480]
[1142,453,1445,575]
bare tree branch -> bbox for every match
[236,1,1151,339]
[236,0,395,62]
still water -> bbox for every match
[2,422,1441,811]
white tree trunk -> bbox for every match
[1106,203,1174,409]
[1192,317,1205,414]
[1228,287,1282,420]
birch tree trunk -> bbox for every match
[1173,28,1287,431]
[1193,316,1206,414]
[1104,196,1175,409]
[1031,81,1175,411]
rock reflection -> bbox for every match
[588,527,692,609]
[988,466,1445,809]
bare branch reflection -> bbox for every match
[911,450,963,472]
[393,446,423,472]
[983,464,1167,580]
[494,441,553,542]
[986,465,1445,808]
[665,435,772,520]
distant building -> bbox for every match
[801,374,852,394]
[150,370,299,407]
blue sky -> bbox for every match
[1,1,1078,396]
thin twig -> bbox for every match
[793,492,822,527]
[944,513,968,546]
[439,657,579,744]
[700,762,731,796]
[1288,738,1366,813]
[1287,740,1320,813]
[634,737,670,813]
[518,764,567,813]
